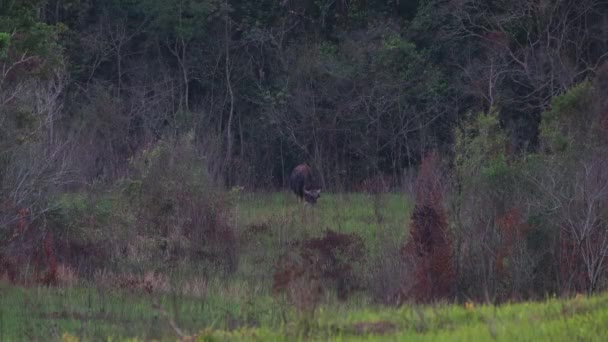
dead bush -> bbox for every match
[273,229,366,310]
[357,175,394,194]
[494,207,534,300]
[56,264,79,287]
[0,210,61,286]
[401,151,454,303]
[94,270,171,294]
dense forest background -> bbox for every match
[2,0,608,301]
[3,0,606,190]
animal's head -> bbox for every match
[303,187,321,204]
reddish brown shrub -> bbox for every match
[273,229,365,308]
[0,254,18,283]
[16,207,29,234]
[402,205,454,302]
[55,239,107,276]
[401,151,454,303]
[495,208,526,274]
[557,228,605,294]
[1,206,34,284]
[1,224,61,286]
[0,203,71,286]
[39,231,58,285]
[302,230,365,300]
[414,151,443,208]
[494,208,530,298]
[273,253,323,312]
[179,189,238,274]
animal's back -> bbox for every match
[290,164,312,197]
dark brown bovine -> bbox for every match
[289,164,321,204]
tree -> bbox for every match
[0,2,70,283]
[452,0,608,150]
[529,77,608,294]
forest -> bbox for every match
[1,0,608,340]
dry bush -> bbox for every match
[273,229,366,310]
[0,253,18,283]
[451,111,533,302]
[494,207,534,300]
[44,192,119,278]
[125,134,238,274]
[368,225,409,305]
[27,133,237,281]
[94,270,171,294]
[38,231,58,285]
[357,174,394,194]
[55,264,79,287]
[93,270,207,297]
[524,153,608,296]
[0,212,61,286]
[530,78,608,295]
[401,151,454,303]
[0,67,75,286]
[179,277,209,298]
[553,154,608,294]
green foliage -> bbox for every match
[0,32,9,59]
[540,81,595,153]
[0,108,40,149]
[50,193,89,228]
[0,3,61,65]
[453,110,546,300]
[124,133,238,273]
[455,110,508,186]
[481,154,511,187]
[142,0,221,40]
[233,0,284,27]
[375,34,421,79]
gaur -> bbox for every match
[289,164,321,204]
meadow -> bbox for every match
[2,276,608,341]
[2,192,608,341]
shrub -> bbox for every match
[401,151,454,303]
[367,223,409,305]
[534,79,608,295]
[125,134,237,274]
[451,111,529,302]
[540,80,594,153]
[494,207,533,300]
[273,229,366,310]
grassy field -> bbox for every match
[235,192,411,249]
[2,192,607,340]
[2,282,608,341]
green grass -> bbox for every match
[2,282,608,341]
[232,192,412,290]
[234,191,412,244]
[3,192,607,341]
